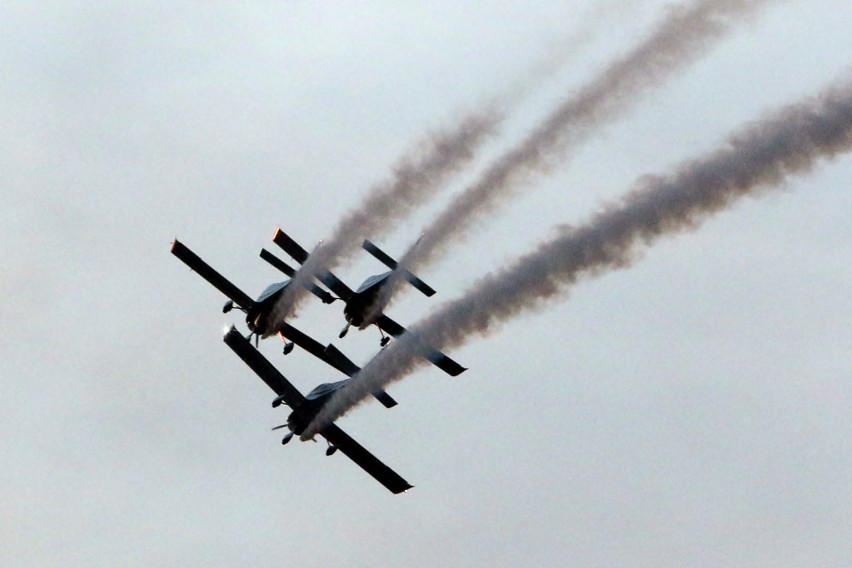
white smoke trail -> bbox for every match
[304,72,852,438]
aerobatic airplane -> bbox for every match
[170,239,334,354]
[223,326,413,494]
[270,228,466,377]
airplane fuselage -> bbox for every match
[246,280,291,337]
[282,379,349,437]
[343,271,392,328]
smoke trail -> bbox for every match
[304,73,852,438]
[272,0,638,322]
[271,111,500,320]
[375,0,778,314]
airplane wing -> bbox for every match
[171,239,255,311]
[224,327,410,494]
[272,229,355,301]
[375,314,467,377]
[259,249,335,304]
[320,423,413,494]
[272,228,310,264]
[223,326,306,408]
[278,322,397,408]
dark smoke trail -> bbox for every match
[273,0,636,321]
[382,0,777,308]
[304,73,852,437]
[271,110,501,320]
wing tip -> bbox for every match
[223,325,242,344]
[393,483,415,495]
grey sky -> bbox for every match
[2,1,852,566]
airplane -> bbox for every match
[171,239,397,408]
[270,228,466,377]
[223,326,413,494]
[170,238,335,355]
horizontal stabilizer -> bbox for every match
[259,248,296,277]
[362,240,436,297]
[271,230,354,301]
[260,249,334,303]
[170,239,255,310]
[371,389,398,409]
[362,239,399,269]
[400,270,436,297]
[323,344,361,377]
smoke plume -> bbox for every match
[304,73,852,437]
[271,111,501,320]
[387,0,777,301]
[272,0,641,322]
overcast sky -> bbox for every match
[3,1,852,566]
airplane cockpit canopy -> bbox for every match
[305,379,350,400]
[256,281,290,303]
[355,271,392,294]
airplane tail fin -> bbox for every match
[362,239,436,297]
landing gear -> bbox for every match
[380,336,390,347]
[281,432,294,445]
[223,300,248,315]
[339,322,351,338]
[325,443,338,456]
[277,331,294,355]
